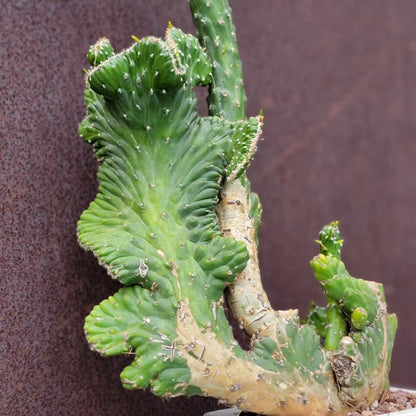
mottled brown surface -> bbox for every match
[1,1,415,415]
[347,389,416,415]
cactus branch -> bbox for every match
[189,0,246,120]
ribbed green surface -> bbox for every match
[85,285,192,394]
[80,27,264,395]
[189,0,246,120]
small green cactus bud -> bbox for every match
[316,220,343,259]
[351,306,369,330]
[87,37,114,66]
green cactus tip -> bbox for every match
[87,37,114,67]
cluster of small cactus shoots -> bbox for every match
[78,1,397,415]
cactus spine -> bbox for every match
[79,2,397,415]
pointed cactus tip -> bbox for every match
[318,221,343,259]
[88,37,114,67]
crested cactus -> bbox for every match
[78,1,397,415]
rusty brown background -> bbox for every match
[1,1,415,415]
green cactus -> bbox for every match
[78,1,397,415]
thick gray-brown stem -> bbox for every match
[175,299,345,416]
[217,180,297,341]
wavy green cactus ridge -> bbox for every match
[79,27,339,413]
[79,2,398,415]
[79,28,266,325]
[79,27,270,394]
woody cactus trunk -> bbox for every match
[78,1,397,415]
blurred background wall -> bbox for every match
[1,1,415,414]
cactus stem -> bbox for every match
[175,299,344,415]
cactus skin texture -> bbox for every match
[79,2,397,415]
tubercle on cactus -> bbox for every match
[79,1,397,415]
